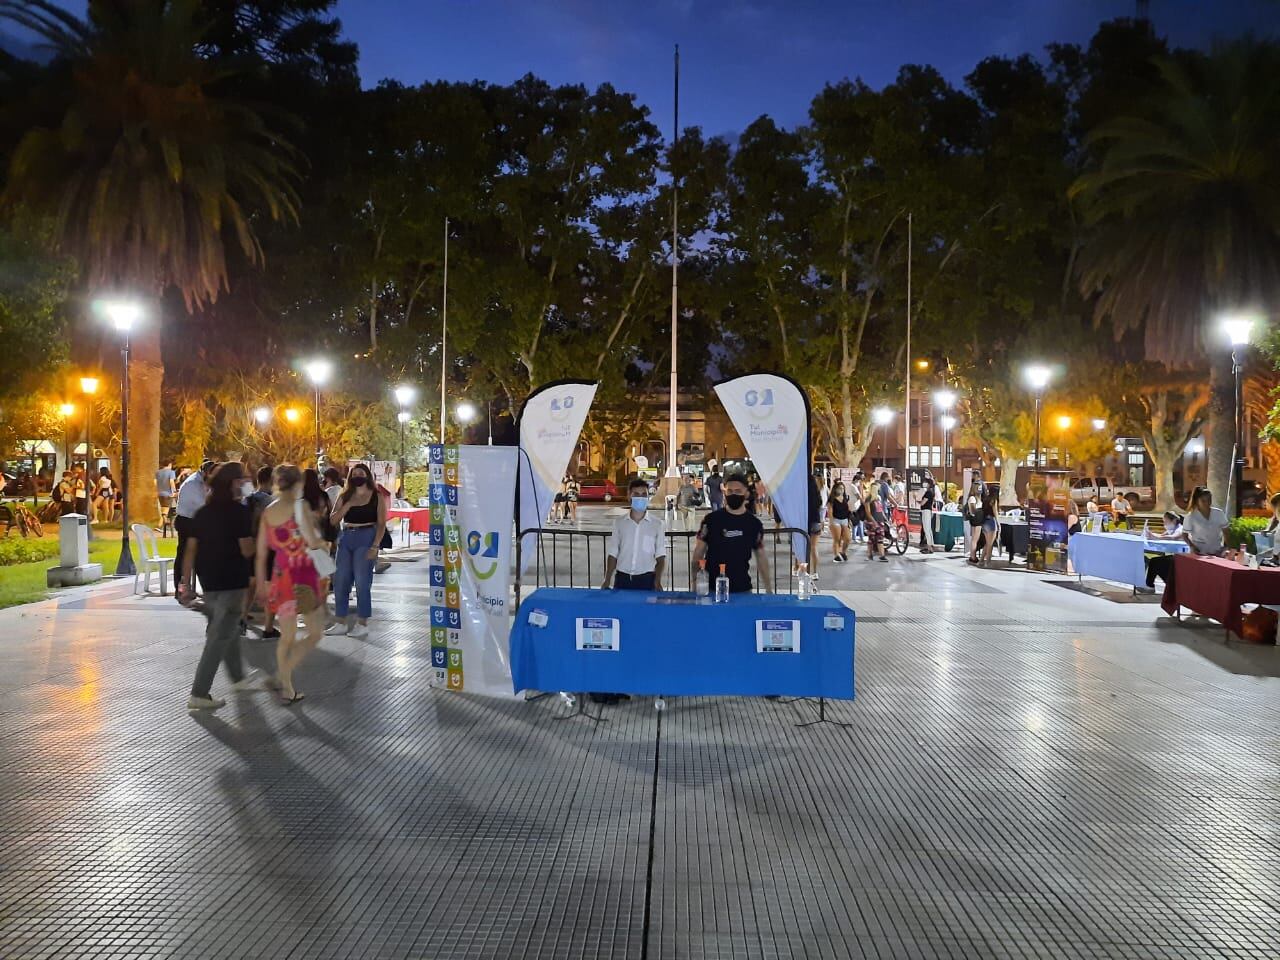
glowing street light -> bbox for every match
[394,384,416,407]
[1092,418,1107,431]
[95,298,146,575]
[1220,312,1258,516]
[253,406,271,425]
[871,406,894,464]
[1056,415,1072,467]
[1023,364,1052,469]
[302,358,333,467]
[456,401,478,423]
[58,403,74,470]
[283,407,300,424]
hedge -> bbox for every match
[0,537,60,567]
[1227,517,1272,552]
[403,471,429,506]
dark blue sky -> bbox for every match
[337,0,1277,138]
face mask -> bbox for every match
[631,496,649,512]
[725,493,746,510]
[351,476,368,487]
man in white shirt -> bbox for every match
[601,478,667,591]
[1181,489,1229,556]
[1109,492,1132,529]
[174,460,214,592]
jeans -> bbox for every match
[334,525,377,619]
[191,588,246,697]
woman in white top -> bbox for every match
[1181,487,1228,556]
[94,468,116,523]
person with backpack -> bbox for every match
[53,471,73,516]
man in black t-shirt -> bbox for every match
[693,474,773,594]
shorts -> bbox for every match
[809,522,822,535]
[831,518,849,528]
[982,518,998,533]
[158,495,173,508]
[865,520,884,547]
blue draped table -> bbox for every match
[1068,531,1188,589]
[510,588,855,699]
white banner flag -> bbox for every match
[427,443,519,698]
[517,380,598,568]
[714,374,812,561]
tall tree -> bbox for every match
[1071,39,1280,510]
[2,0,300,521]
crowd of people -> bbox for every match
[173,458,390,711]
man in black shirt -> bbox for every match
[178,462,256,710]
[693,474,773,593]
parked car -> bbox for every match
[576,477,618,502]
[1068,476,1154,509]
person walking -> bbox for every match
[705,467,724,511]
[72,466,88,518]
[156,459,176,514]
[175,460,214,593]
[55,471,74,517]
[565,474,581,523]
[865,487,891,562]
[93,466,116,523]
[302,469,335,589]
[693,474,773,594]
[978,487,1000,567]
[328,462,386,638]
[964,479,984,562]
[676,473,697,531]
[243,465,280,640]
[178,462,256,710]
[918,471,938,554]
[827,480,852,562]
[255,464,325,704]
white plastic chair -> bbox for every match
[131,523,175,596]
[1253,531,1275,561]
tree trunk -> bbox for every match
[129,326,163,526]
[1206,352,1235,509]
[998,455,1023,507]
[1148,442,1178,513]
[840,380,854,465]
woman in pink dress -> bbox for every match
[254,464,325,704]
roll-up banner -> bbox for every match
[714,373,812,561]
[516,379,598,569]
[427,443,519,698]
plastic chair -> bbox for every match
[1253,531,1275,560]
[131,523,175,597]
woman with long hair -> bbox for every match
[93,466,116,523]
[827,480,852,563]
[255,464,325,704]
[328,462,387,638]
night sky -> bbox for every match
[337,0,1278,138]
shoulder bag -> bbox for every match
[294,499,337,577]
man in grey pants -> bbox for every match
[178,462,257,710]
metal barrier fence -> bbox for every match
[513,525,811,610]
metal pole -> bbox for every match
[314,385,322,467]
[1232,347,1243,517]
[1033,394,1042,471]
[487,400,493,446]
[440,217,449,444]
[666,44,680,479]
[943,426,949,509]
[115,333,135,576]
[904,212,912,475]
[399,417,405,489]
[85,397,94,540]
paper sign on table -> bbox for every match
[756,619,800,653]
[576,617,620,651]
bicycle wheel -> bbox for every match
[894,525,908,554]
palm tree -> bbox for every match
[1071,39,1280,509]
[1,0,299,522]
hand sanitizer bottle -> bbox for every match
[694,559,710,599]
[796,563,812,600]
[714,564,730,603]
[1142,519,1150,540]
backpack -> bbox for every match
[51,482,63,503]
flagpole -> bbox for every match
[665,43,680,480]
[440,216,448,444]
[904,212,912,477]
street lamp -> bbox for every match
[1221,313,1256,517]
[939,414,957,504]
[283,407,300,424]
[79,377,98,475]
[302,358,332,468]
[253,406,271,425]
[58,403,74,471]
[393,385,416,483]
[1056,415,1072,467]
[456,401,478,445]
[934,391,957,501]
[872,406,894,466]
[1023,364,1052,470]
[96,298,143,576]
[1091,418,1106,432]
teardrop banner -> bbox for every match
[713,373,812,562]
[516,379,598,571]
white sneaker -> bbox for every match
[231,669,261,692]
[187,694,226,710]
[325,621,349,636]
[348,622,369,639]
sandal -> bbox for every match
[279,690,305,705]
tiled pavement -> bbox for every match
[1,535,1278,959]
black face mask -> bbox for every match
[350,476,368,488]
[725,493,746,510]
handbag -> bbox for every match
[295,499,336,577]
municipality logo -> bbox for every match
[744,387,775,420]
[548,394,576,423]
[466,530,501,580]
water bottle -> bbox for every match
[714,564,730,604]
[1142,519,1150,540]
[796,563,813,601]
[694,560,710,600]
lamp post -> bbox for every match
[1056,415,1072,468]
[303,358,332,468]
[393,385,415,486]
[1221,314,1255,517]
[872,407,894,467]
[79,377,98,475]
[98,299,143,576]
[934,390,956,504]
[1023,364,1051,471]
[456,401,478,445]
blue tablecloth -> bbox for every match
[1068,532,1188,588]
[510,588,855,699]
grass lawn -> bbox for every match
[0,531,177,610]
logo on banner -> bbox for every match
[549,394,576,422]
[466,530,501,580]
[744,388,775,419]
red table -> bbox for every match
[1160,554,1280,638]
[387,507,431,544]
